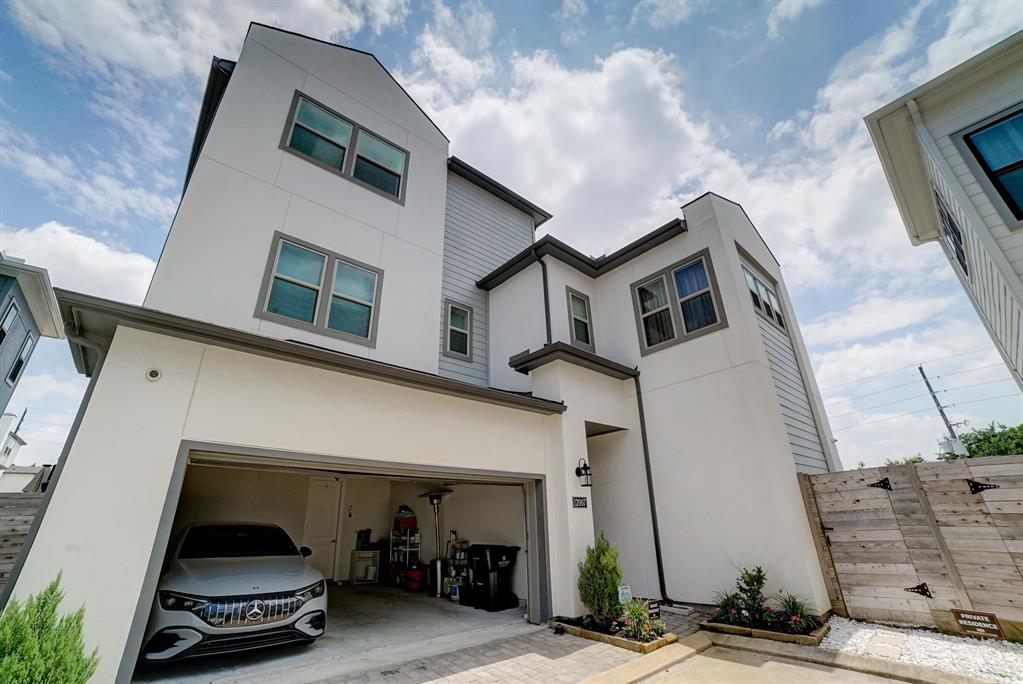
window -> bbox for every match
[630,248,727,355]
[963,109,1023,221]
[0,303,18,347]
[444,301,473,361]
[281,92,409,203]
[673,259,718,333]
[7,336,33,385]
[257,233,384,346]
[287,98,353,171]
[266,240,327,325]
[566,287,594,351]
[353,131,406,198]
[743,265,785,328]
[636,277,676,349]
[934,190,969,275]
[179,524,299,559]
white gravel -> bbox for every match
[820,616,1023,683]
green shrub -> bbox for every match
[710,590,743,625]
[735,566,767,627]
[710,568,821,635]
[611,598,666,642]
[577,533,623,627]
[0,575,98,684]
[775,592,821,634]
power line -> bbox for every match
[820,348,992,391]
[823,363,1005,407]
[833,391,1023,432]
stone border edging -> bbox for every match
[579,632,713,683]
[705,632,990,684]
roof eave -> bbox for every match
[0,261,64,339]
[447,157,552,227]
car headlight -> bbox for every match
[294,580,325,603]
[159,591,209,612]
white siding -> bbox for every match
[756,315,829,474]
[439,173,533,385]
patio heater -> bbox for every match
[419,488,452,597]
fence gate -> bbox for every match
[0,493,44,591]
[799,455,1023,640]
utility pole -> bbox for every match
[919,365,957,439]
[14,408,25,435]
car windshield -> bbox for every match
[178,524,299,559]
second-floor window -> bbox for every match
[444,301,473,361]
[7,335,33,385]
[282,92,409,202]
[963,108,1022,222]
[258,233,384,347]
[566,287,594,352]
[0,303,18,347]
[743,266,785,329]
[934,191,969,276]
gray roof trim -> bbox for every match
[509,342,639,380]
[447,157,552,227]
[55,289,566,415]
[477,218,686,290]
[184,56,235,192]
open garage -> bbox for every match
[131,447,548,683]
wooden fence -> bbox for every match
[0,493,43,592]
[798,455,1023,640]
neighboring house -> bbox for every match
[0,412,25,468]
[0,253,64,412]
[0,464,41,493]
[6,25,838,683]
[866,31,1023,388]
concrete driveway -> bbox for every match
[649,646,894,683]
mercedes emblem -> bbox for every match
[245,599,266,621]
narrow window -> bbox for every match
[287,98,353,170]
[934,191,969,275]
[328,260,378,339]
[0,304,18,347]
[964,110,1023,220]
[745,264,786,329]
[445,302,472,359]
[768,291,785,328]
[637,277,675,348]
[266,241,326,324]
[353,131,406,198]
[743,269,761,311]
[567,288,594,351]
[673,259,718,333]
[7,336,33,385]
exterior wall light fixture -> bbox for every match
[575,458,592,487]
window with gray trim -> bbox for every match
[742,266,785,329]
[0,302,18,348]
[961,107,1023,223]
[443,301,473,361]
[566,287,594,351]
[281,92,409,202]
[257,232,384,347]
[630,249,726,355]
[6,335,32,385]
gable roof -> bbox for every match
[448,157,552,227]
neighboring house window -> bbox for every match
[566,287,594,352]
[257,233,384,346]
[7,336,33,385]
[743,266,785,329]
[443,301,473,360]
[630,248,727,355]
[933,191,969,276]
[962,109,1023,221]
[281,92,409,203]
[0,303,18,347]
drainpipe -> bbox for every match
[65,323,107,370]
[534,245,552,345]
[633,373,676,605]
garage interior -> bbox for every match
[133,452,543,683]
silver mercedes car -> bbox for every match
[140,522,327,663]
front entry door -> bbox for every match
[302,476,341,578]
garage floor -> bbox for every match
[132,584,530,684]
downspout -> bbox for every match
[533,244,552,345]
[633,373,674,605]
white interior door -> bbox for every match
[302,476,341,578]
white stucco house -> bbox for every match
[866,31,1023,389]
[3,24,839,682]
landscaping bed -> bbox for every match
[700,618,830,646]
[550,616,679,653]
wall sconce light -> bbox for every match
[575,458,592,487]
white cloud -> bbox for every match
[766,0,824,40]
[802,294,958,346]
[630,0,709,30]
[10,373,88,404]
[915,0,1023,80]
[0,221,155,304]
[556,0,588,47]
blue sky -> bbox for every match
[0,0,1021,467]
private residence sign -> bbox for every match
[951,609,1004,639]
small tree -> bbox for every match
[0,575,98,684]
[959,422,1023,458]
[577,533,623,627]
[884,454,925,466]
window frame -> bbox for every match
[280,91,410,205]
[629,248,727,356]
[0,301,19,348]
[255,231,385,348]
[952,101,1023,231]
[672,257,721,334]
[742,263,786,330]
[932,189,970,277]
[565,286,595,353]
[6,334,33,386]
[442,299,474,362]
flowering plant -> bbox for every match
[609,599,666,642]
[710,569,821,635]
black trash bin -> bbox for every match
[462,544,520,611]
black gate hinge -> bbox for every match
[868,477,892,491]
[967,479,1000,495]
[905,583,932,598]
